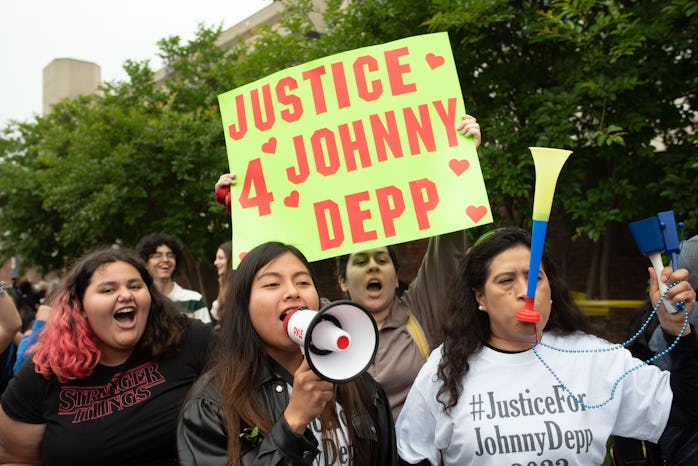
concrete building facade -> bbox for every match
[42,58,101,115]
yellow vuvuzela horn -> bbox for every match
[517,147,573,325]
[530,147,572,222]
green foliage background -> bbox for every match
[1,0,696,296]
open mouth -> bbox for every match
[280,306,305,322]
[114,308,136,324]
[367,279,382,292]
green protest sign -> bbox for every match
[218,32,492,268]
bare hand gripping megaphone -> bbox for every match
[283,300,378,383]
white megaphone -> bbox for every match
[283,300,378,383]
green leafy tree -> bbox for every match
[1,0,695,300]
[273,0,696,296]
[0,28,232,293]
[438,0,696,297]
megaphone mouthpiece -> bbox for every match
[311,320,351,352]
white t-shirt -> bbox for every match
[287,384,352,465]
[168,282,211,324]
[396,331,672,466]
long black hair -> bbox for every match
[436,227,589,413]
[214,242,380,465]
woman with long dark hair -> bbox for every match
[177,241,397,466]
[396,227,698,465]
[0,247,213,465]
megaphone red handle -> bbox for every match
[283,308,306,346]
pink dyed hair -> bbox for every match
[30,246,190,383]
[32,292,101,383]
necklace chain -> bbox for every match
[531,281,688,410]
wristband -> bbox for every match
[0,281,7,296]
[215,186,232,215]
[215,186,230,206]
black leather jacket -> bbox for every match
[177,362,398,466]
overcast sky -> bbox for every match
[0,0,272,128]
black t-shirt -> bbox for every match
[1,320,213,466]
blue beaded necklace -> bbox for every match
[531,281,689,410]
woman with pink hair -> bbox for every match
[0,247,213,465]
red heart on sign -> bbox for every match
[425,53,445,69]
[449,159,470,176]
[261,137,277,154]
[466,205,487,223]
[238,251,247,261]
[284,190,299,207]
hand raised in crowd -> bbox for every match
[649,265,695,336]
[214,173,237,192]
[456,114,481,148]
[214,173,237,213]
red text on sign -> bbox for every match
[226,46,418,141]
[313,179,439,250]
[286,98,458,183]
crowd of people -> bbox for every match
[0,114,696,465]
